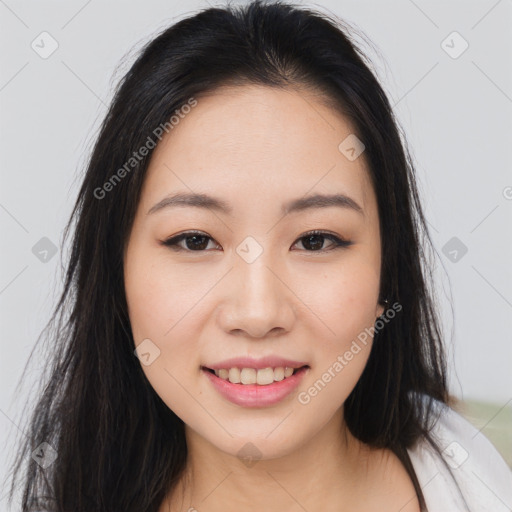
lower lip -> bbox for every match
[202,366,309,408]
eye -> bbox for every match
[291,230,353,252]
[161,229,353,253]
[161,230,220,252]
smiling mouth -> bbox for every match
[201,365,310,386]
[202,366,308,374]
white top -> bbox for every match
[407,398,512,511]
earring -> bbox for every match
[379,298,389,316]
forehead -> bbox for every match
[140,85,376,219]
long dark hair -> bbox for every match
[7,1,455,510]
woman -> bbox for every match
[7,1,512,511]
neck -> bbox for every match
[161,408,378,512]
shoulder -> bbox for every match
[406,394,512,512]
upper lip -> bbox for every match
[203,356,309,371]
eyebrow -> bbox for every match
[147,192,364,216]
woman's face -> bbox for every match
[124,84,384,459]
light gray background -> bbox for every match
[1,0,511,507]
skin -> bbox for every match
[123,84,420,512]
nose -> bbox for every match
[217,253,295,339]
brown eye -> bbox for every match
[162,231,219,251]
[292,230,352,252]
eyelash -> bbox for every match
[161,230,353,253]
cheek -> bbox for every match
[124,253,206,418]
[125,248,205,343]
[294,255,380,404]
[124,247,224,383]
[300,256,381,343]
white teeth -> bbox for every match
[228,367,240,383]
[256,367,274,385]
[218,369,229,380]
[212,366,301,385]
[274,367,285,382]
[240,368,256,384]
